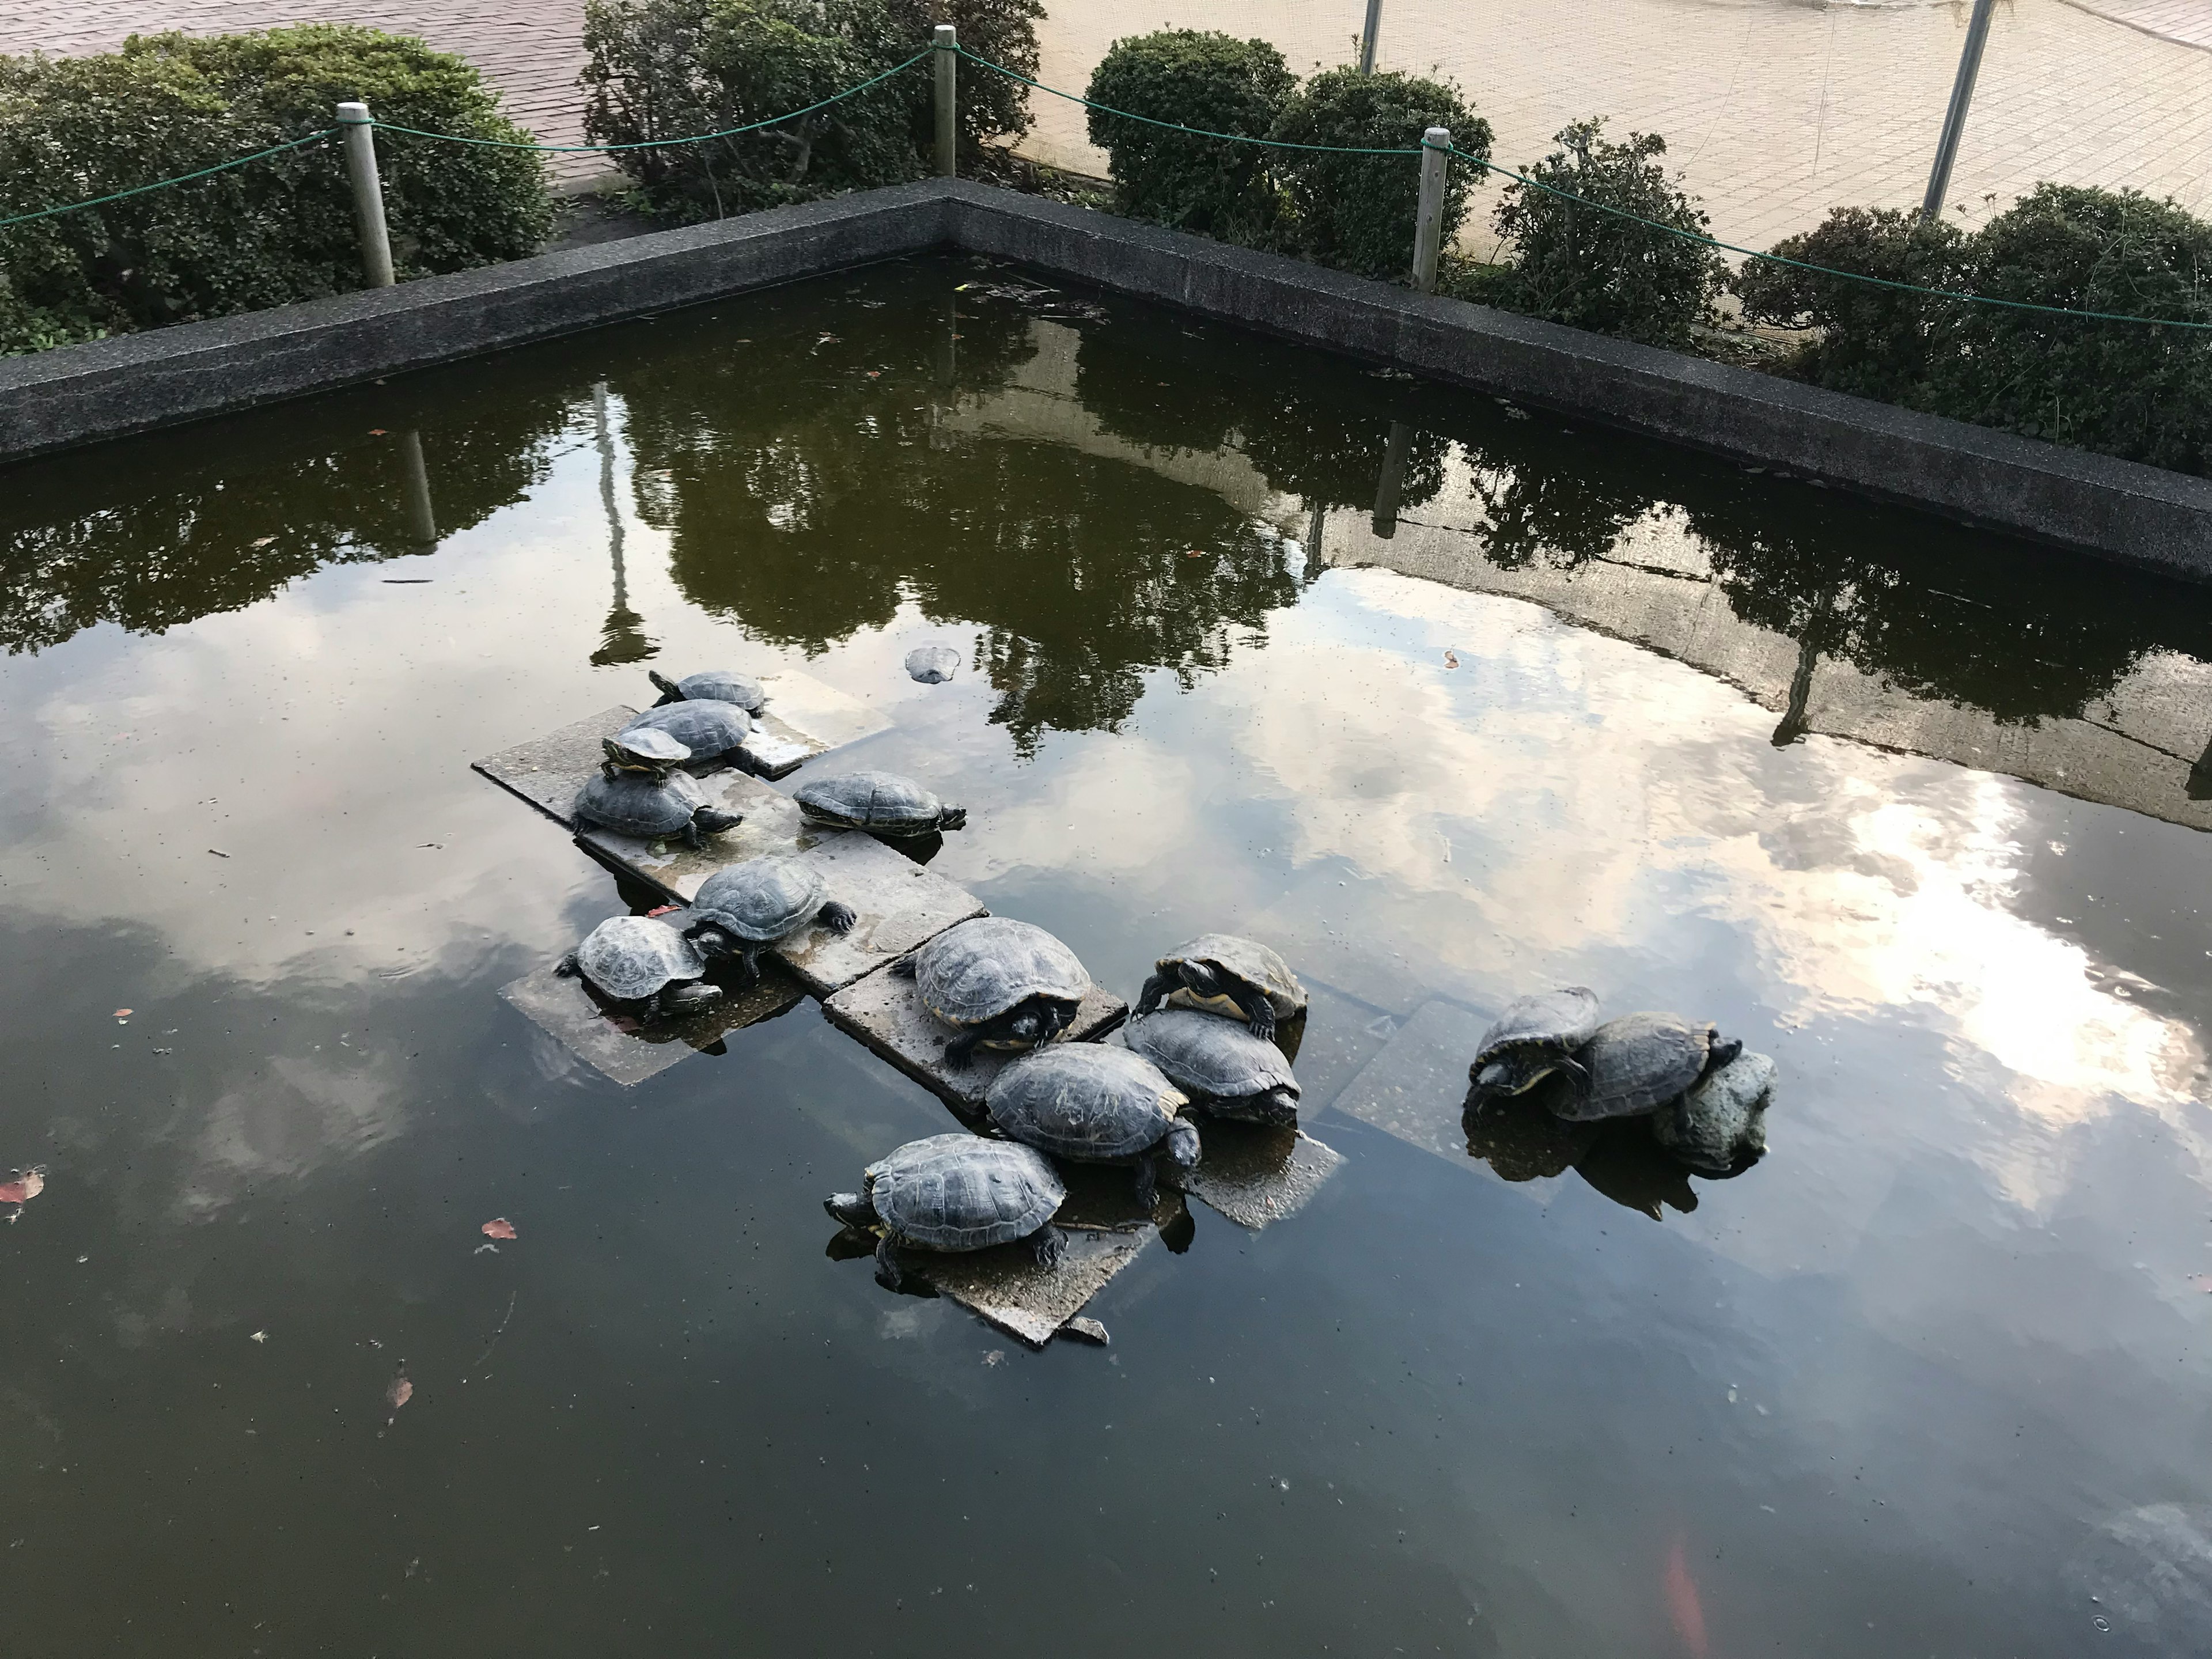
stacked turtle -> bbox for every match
[1467,989,1774,1175]
[1124,934,1307,1125]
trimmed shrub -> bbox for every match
[1084,31,1293,244]
[0,26,551,354]
[1484,118,1722,349]
[1930,184,2212,474]
[1269,67,1489,282]
[1734,206,1965,403]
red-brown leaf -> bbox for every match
[0,1168,46,1205]
[481,1218,517,1240]
[387,1374,412,1412]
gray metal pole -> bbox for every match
[336,101,396,288]
[934,25,958,178]
[1921,0,1997,221]
[1359,0,1384,73]
[1411,127,1450,292]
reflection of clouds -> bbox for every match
[176,1051,410,1221]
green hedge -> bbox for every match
[0,26,551,355]
[582,0,1039,222]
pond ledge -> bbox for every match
[2,177,2206,579]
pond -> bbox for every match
[2,254,2209,1656]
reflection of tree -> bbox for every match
[0,393,570,655]
[1073,327,1244,456]
[1241,400,1447,514]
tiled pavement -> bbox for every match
[3,0,2207,239]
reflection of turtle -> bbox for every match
[652,668,765,714]
[1574,1119,1699,1220]
[1124,1010,1300,1126]
[825,1134,1065,1292]
[1462,1078,1597,1180]
[1135,934,1305,1042]
[684,856,856,983]
[794,771,967,836]
[556,915,721,1022]
[904,645,961,684]
[622,699,751,771]
[1653,1051,1775,1174]
[986,1045,1199,1207]
[1467,987,1601,1111]
[574,730,744,848]
[1552,1013,1742,1123]
[894,917,1089,1065]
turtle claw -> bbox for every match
[819,900,858,935]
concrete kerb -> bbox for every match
[3,176,2209,578]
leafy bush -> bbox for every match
[1483,119,1722,349]
[1734,206,1965,403]
[0,26,551,354]
[905,0,1043,165]
[1270,67,1489,282]
[1930,184,2212,474]
[1084,31,1293,244]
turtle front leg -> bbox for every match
[738,945,764,987]
[873,1232,906,1293]
[1230,982,1277,1043]
[943,1028,982,1066]
[1029,1225,1065,1272]
[817,900,858,935]
[1134,969,1177,1018]
[642,988,665,1022]
[1133,1156,1159,1210]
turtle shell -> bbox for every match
[1653,1050,1775,1173]
[794,771,947,835]
[623,700,751,765]
[604,726,691,769]
[1124,1009,1298,1109]
[1158,933,1305,1020]
[904,646,961,684]
[985,1046,1186,1163]
[661,669,765,714]
[573,915,706,1001]
[865,1134,1064,1251]
[912,917,1088,1030]
[575,767,707,838]
[688,855,827,944]
[1475,987,1601,1065]
[1555,1012,1719,1122]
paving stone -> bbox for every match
[472,704,638,827]
[574,771,828,902]
[1166,1122,1343,1231]
[823,967,1128,1112]
[498,957,805,1086]
[1330,998,1490,1162]
[772,831,987,996]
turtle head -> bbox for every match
[649,669,684,706]
[824,1190,878,1230]
[1255,1087,1301,1127]
[937,804,968,832]
[685,921,741,959]
[1701,1029,1744,1079]
[691,805,744,836]
[1163,1115,1202,1174]
[1003,1006,1047,1046]
[1179,960,1223,999]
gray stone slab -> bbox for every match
[1330,999,1491,1162]
[498,959,806,1086]
[575,771,828,903]
[823,968,1129,1112]
[1169,1123,1344,1230]
[760,669,894,750]
[472,704,639,827]
[908,1225,1149,1349]
[772,831,987,996]
[736,713,821,781]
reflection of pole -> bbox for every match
[1359,0,1384,72]
[1371,421,1410,539]
[1306,499,1327,569]
[398,430,437,546]
[1921,0,1996,221]
[2188,732,2212,801]
[590,382,653,666]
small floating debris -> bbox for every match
[904,645,961,684]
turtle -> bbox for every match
[892,916,1088,1065]
[1134,934,1305,1043]
[825,1133,1065,1292]
[1466,986,1603,1112]
[555,914,722,1022]
[904,645,962,684]
[682,855,856,983]
[1550,1012,1743,1123]
[1652,1050,1775,1175]
[573,732,744,848]
[621,699,752,772]
[1123,1008,1301,1126]
[651,668,766,714]
[985,1044,1199,1207]
[793,770,968,838]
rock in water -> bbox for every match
[1652,1051,1775,1173]
[906,645,962,684]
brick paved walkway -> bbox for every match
[2,0,2206,237]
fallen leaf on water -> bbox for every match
[368,427,387,436]
[1185,550,1205,558]
[1665,1533,1709,1659]
[387,1371,412,1415]
[644,903,680,919]
[114,1008,132,1020]
[251,536,276,548]
[481,1218,517,1241]
[249,1330,268,1343]
[0,1168,46,1207]
[1443,650,1459,668]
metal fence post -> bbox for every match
[934,25,959,178]
[1411,126,1450,293]
[1921,0,1996,221]
[1359,0,1384,73]
[336,101,396,289]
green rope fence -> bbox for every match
[0,128,337,232]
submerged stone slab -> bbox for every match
[761,668,894,749]
[823,968,1128,1111]
[1330,999,1490,1161]
[499,959,806,1086]
[576,770,827,903]
[1170,1122,1343,1230]
[772,832,987,996]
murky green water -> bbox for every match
[2,255,2210,1657]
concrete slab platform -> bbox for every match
[823,968,1129,1112]
[472,704,640,827]
[1329,999,1488,1161]
[576,771,828,903]
[1169,1122,1343,1230]
[498,959,806,1085]
[773,832,987,996]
